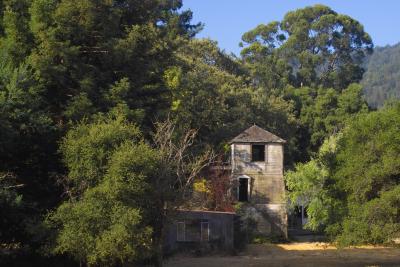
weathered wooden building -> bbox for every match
[230,125,287,237]
[165,125,287,253]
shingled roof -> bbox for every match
[230,125,286,143]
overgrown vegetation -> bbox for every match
[0,1,398,266]
[286,103,400,246]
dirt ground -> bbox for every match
[165,242,400,267]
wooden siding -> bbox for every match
[232,143,285,204]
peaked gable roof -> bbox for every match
[230,125,286,143]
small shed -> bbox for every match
[164,210,235,253]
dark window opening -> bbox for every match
[288,205,308,230]
[238,178,248,202]
[251,144,265,162]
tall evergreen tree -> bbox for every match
[29,0,201,126]
[241,4,373,90]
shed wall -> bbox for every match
[164,211,235,253]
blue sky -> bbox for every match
[183,0,400,55]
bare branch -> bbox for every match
[2,184,25,189]
[153,117,215,209]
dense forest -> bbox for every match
[0,1,399,266]
[362,42,400,108]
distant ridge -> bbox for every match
[362,42,400,108]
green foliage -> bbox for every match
[50,117,158,265]
[28,0,200,125]
[240,5,373,161]
[0,0,33,66]
[0,0,395,261]
[0,174,26,243]
[171,39,298,164]
[0,64,52,154]
[49,186,153,265]
[337,185,400,246]
[0,57,56,223]
[233,203,258,246]
[0,12,57,251]
[335,103,400,204]
[0,2,199,257]
[287,103,400,245]
[332,103,400,246]
[60,115,142,191]
[285,135,342,231]
[241,4,373,90]
[170,39,255,146]
[63,92,95,122]
[285,83,369,153]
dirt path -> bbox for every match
[165,242,400,267]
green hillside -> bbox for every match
[362,43,400,108]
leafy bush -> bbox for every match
[48,117,157,265]
[337,185,400,246]
[286,102,400,246]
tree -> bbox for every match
[166,39,298,165]
[49,116,212,266]
[0,4,59,252]
[165,39,255,147]
[241,4,373,90]
[333,102,400,245]
[0,62,57,246]
[285,135,343,231]
[151,118,212,266]
[0,173,26,244]
[59,115,143,194]
[286,102,400,246]
[29,0,201,126]
[0,1,203,260]
[48,116,156,265]
[0,1,210,262]
[0,0,33,66]
[284,83,369,155]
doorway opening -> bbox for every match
[238,177,249,202]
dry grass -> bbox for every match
[165,242,400,267]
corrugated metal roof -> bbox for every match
[230,125,286,143]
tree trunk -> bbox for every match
[153,203,167,267]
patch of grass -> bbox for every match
[251,234,288,244]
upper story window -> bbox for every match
[251,144,265,162]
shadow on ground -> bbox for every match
[165,242,400,267]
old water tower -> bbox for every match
[230,125,287,237]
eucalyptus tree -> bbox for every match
[241,4,373,90]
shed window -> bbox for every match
[176,220,209,242]
[177,222,185,241]
[201,222,209,241]
[185,220,201,241]
[251,144,265,162]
